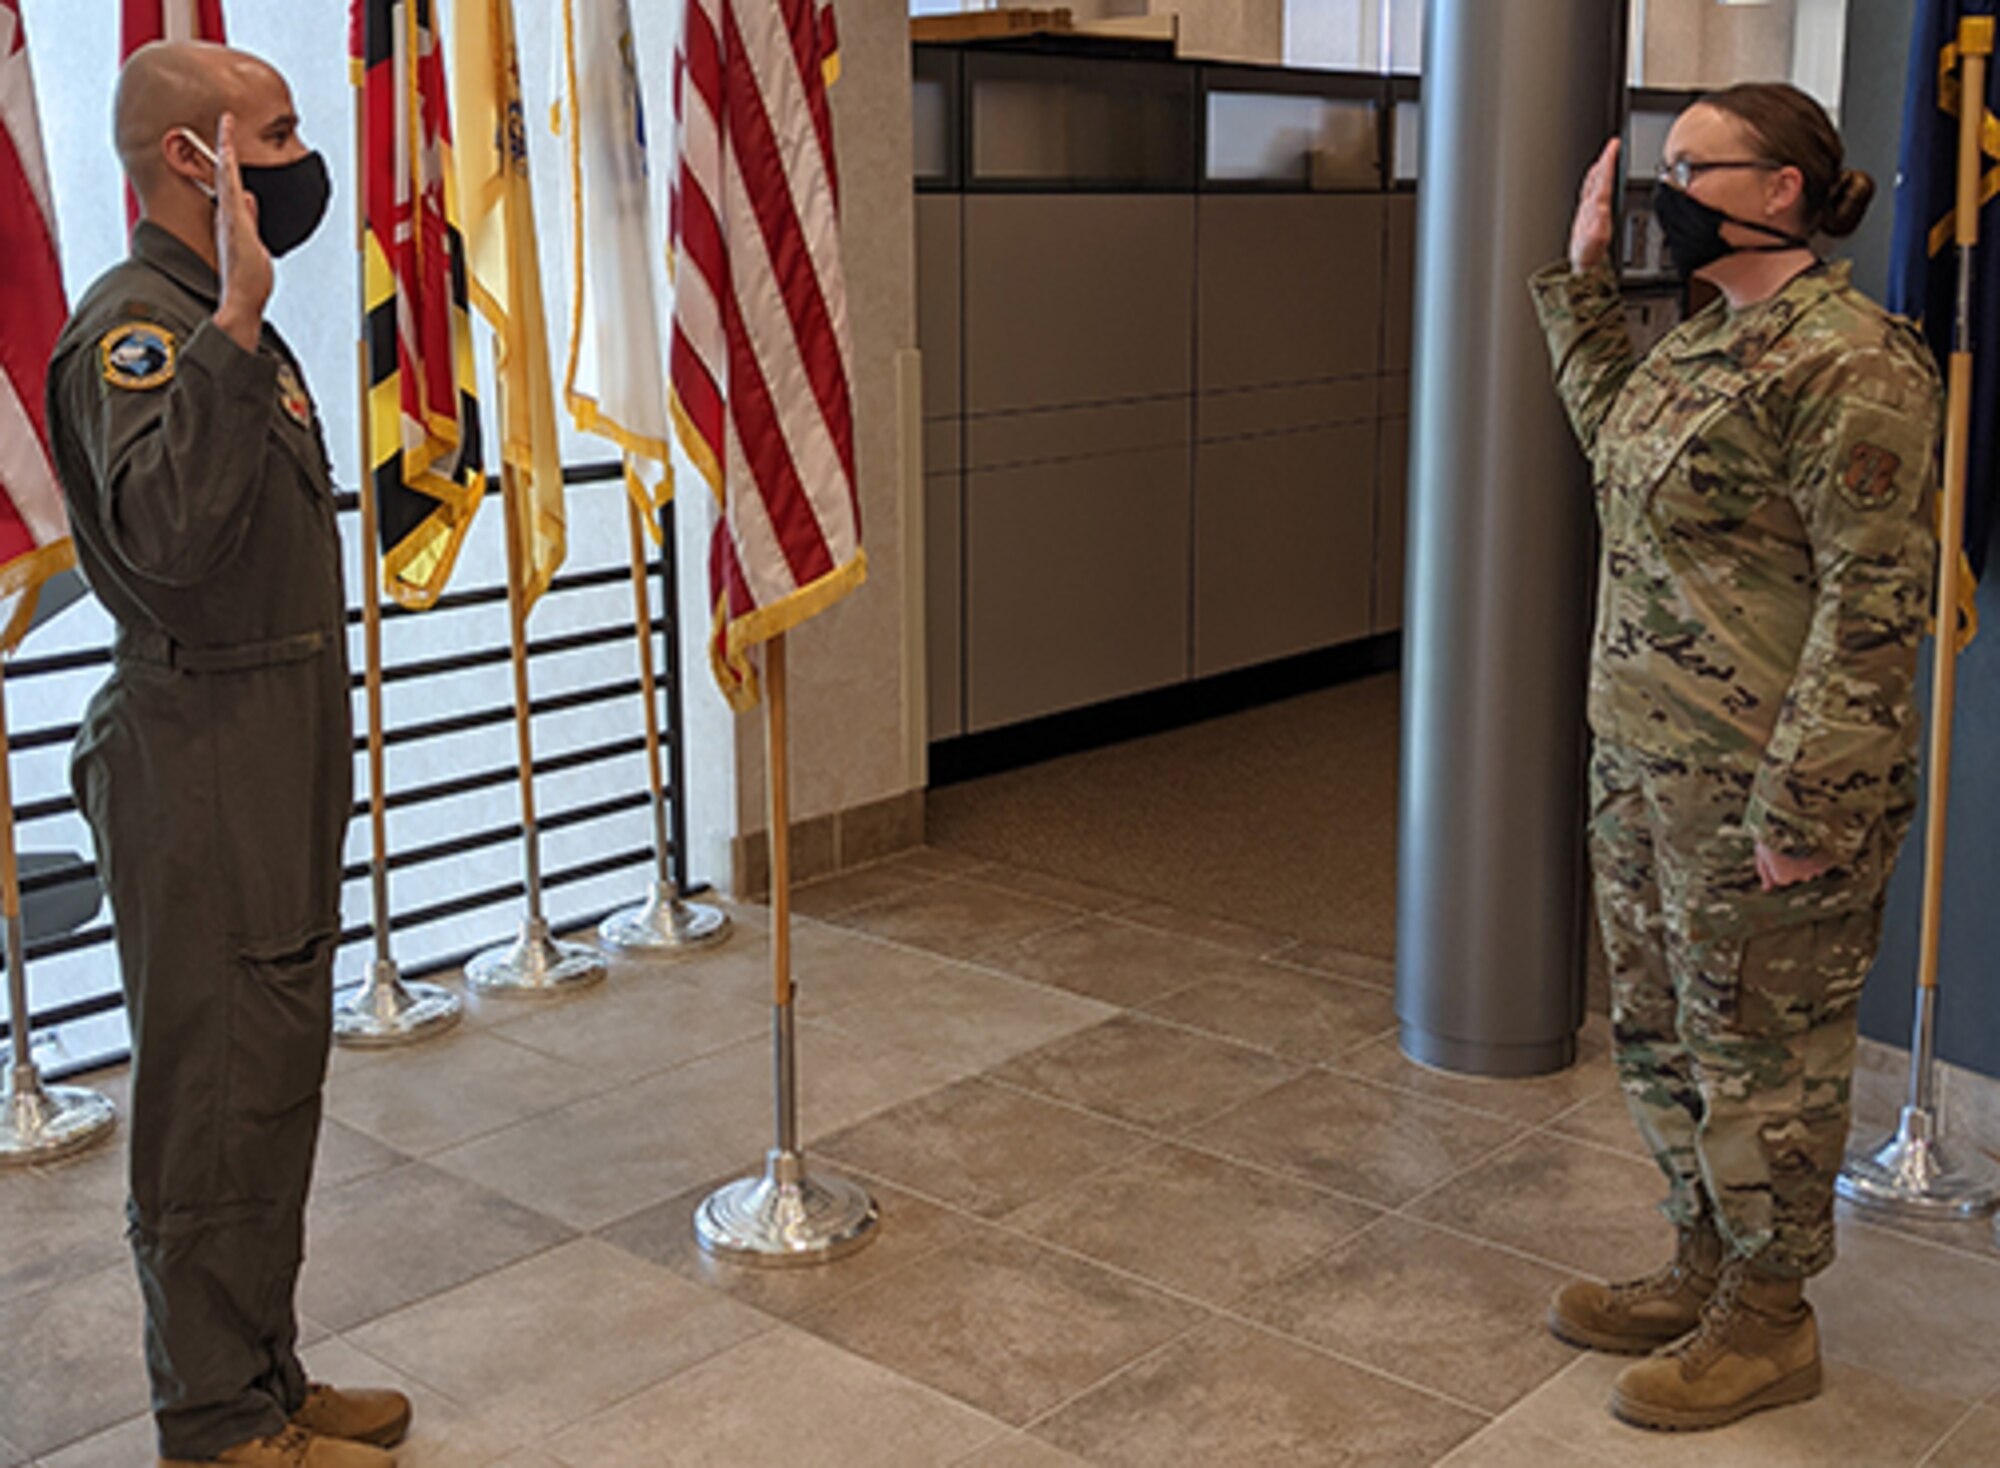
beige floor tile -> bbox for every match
[953,1433,1093,1467]
[1239,1220,1575,1414]
[298,1161,572,1332]
[31,1413,152,1468]
[1265,938,1399,988]
[1329,1018,1617,1127]
[1927,1404,2000,1467]
[977,916,1268,1009]
[986,1014,1304,1133]
[1184,1072,1522,1207]
[429,1026,961,1232]
[1545,1086,1650,1158]
[1143,961,1399,1063]
[0,1263,148,1458]
[885,847,994,879]
[347,1238,768,1446]
[835,878,1084,961]
[598,1172,987,1323]
[1813,1220,2000,1403]
[816,1078,1143,1219]
[784,921,977,1020]
[1430,1417,1604,1467]
[299,1333,533,1468]
[1031,1317,1484,1468]
[315,1119,411,1192]
[1006,1143,1381,1305]
[1503,1351,1967,1467]
[1406,1133,1674,1280]
[793,861,945,919]
[814,965,1115,1074]
[0,1430,22,1468]
[1112,903,1293,956]
[543,1325,1006,1467]
[488,971,768,1082]
[1832,1196,2000,1266]
[797,1230,1206,1426]
[324,1030,615,1157]
[0,1137,127,1306]
[958,865,1135,913]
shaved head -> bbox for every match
[115,41,297,202]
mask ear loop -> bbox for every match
[170,127,220,202]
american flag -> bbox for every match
[668,0,864,711]
[121,0,227,230]
[0,0,77,653]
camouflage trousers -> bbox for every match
[1589,740,1901,1278]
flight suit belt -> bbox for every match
[113,626,329,674]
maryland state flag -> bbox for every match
[1889,0,2000,642]
[353,0,485,609]
[455,0,566,611]
[667,0,864,710]
[0,0,78,652]
[556,0,671,527]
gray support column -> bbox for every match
[1395,0,1627,1076]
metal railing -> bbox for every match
[0,460,698,1074]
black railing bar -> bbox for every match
[370,678,648,751]
[377,617,666,685]
[339,845,655,951]
[3,647,110,680]
[0,981,125,1044]
[372,734,651,814]
[21,864,97,896]
[327,459,627,514]
[338,788,656,880]
[347,561,649,627]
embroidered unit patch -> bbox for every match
[99,322,177,391]
[1839,442,1902,511]
[276,362,313,427]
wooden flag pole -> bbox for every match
[597,493,730,953]
[690,631,878,1263]
[463,419,603,996]
[333,56,459,1045]
[1838,15,2000,1218]
[0,670,115,1163]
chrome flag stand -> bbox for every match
[1838,15,2000,1220]
[695,636,877,1263]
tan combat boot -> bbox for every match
[291,1383,413,1448]
[1609,1258,1821,1431]
[1547,1212,1724,1354]
[159,1424,396,1466]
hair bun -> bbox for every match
[1823,167,1876,237]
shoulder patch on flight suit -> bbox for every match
[1839,442,1903,511]
[276,363,313,428]
[99,322,177,391]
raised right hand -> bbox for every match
[211,113,273,353]
[1569,136,1621,275]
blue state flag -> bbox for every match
[1889,0,2000,618]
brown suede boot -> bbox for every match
[1547,1213,1724,1354]
[291,1383,413,1448]
[1610,1258,1821,1431]
[159,1424,396,1466]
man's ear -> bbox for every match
[161,127,214,190]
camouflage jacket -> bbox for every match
[1531,258,1941,863]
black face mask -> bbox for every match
[1653,184,1809,280]
[176,129,333,258]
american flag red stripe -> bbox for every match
[0,0,77,652]
[669,0,862,710]
[120,0,227,229]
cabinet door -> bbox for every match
[1375,414,1409,634]
[1194,422,1376,677]
[966,444,1191,731]
[927,471,964,740]
[916,194,962,424]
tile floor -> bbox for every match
[4,848,1999,1466]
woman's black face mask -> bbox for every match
[1653,184,1809,280]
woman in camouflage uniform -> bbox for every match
[1531,83,1942,1430]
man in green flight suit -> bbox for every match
[45,42,408,1468]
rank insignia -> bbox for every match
[99,322,176,391]
[276,363,313,428]
[1840,442,1902,511]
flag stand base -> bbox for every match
[466,916,606,997]
[600,881,732,954]
[694,1147,879,1267]
[1837,1104,2000,1219]
[334,958,463,1048]
[0,1063,116,1167]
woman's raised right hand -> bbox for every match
[1570,136,1621,275]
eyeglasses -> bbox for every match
[1655,157,1779,190]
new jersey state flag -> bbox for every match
[556,0,671,527]
[667,0,864,710]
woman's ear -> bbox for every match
[1768,163,1807,226]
